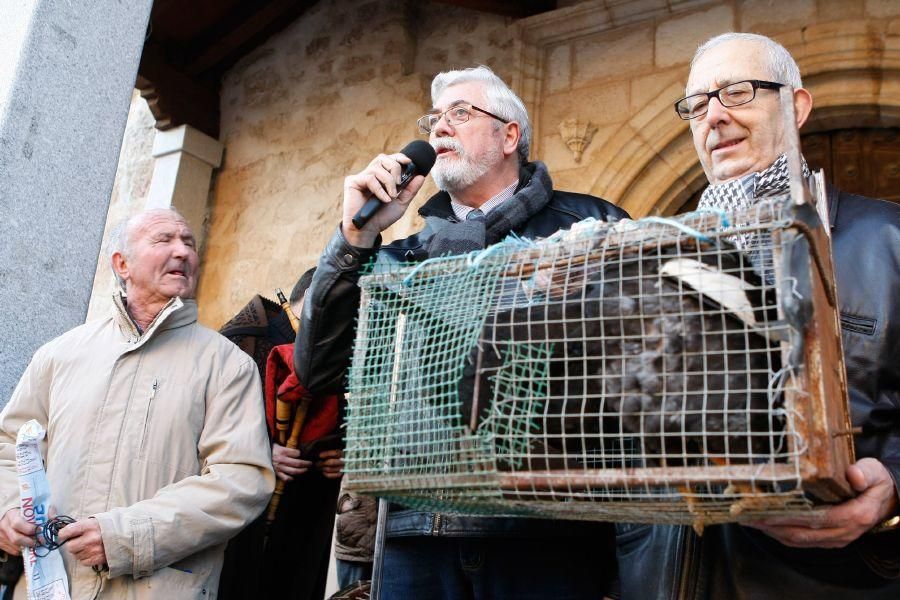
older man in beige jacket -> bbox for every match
[0,209,275,599]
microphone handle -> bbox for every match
[351,162,418,229]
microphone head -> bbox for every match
[400,140,437,176]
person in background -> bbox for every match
[218,266,342,600]
[334,486,377,590]
[262,267,344,600]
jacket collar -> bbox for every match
[112,292,198,347]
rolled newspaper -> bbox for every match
[16,420,70,600]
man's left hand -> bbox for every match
[56,517,107,569]
[747,458,898,548]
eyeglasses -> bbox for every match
[417,103,509,134]
[674,80,784,120]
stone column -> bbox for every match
[0,0,154,404]
[145,125,224,251]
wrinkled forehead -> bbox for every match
[132,213,194,241]
[686,40,771,95]
[431,81,488,113]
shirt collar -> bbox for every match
[450,179,518,221]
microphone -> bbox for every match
[351,140,437,229]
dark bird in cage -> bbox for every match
[458,240,784,469]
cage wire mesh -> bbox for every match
[343,194,852,526]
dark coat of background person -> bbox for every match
[218,295,341,600]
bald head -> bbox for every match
[109,209,188,264]
[684,33,812,185]
[109,209,200,319]
[689,33,802,94]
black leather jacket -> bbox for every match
[616,187,900,600]
[295,163,628,548]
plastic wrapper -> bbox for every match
[16,420,70,600]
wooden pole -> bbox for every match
[266,395,311,526]
[273,288,300,445]
[276,287,301,333]
[265,288,306,527]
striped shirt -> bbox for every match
[450,179,518,221]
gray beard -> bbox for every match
[432,146,502,194]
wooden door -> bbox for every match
[803,128,900,203]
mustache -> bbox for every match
[431,138,465,155]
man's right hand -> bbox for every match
[272,443,313,482]
[341,152,427,248]
[0,509,35,555]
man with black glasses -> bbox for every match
[295,65,628,599]
[616,32,900,599]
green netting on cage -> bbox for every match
[482,341,553,470]
[341,196,848,525]
[342,256,511,507]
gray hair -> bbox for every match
[431,65,531,163]
[108,208,187,290]
[691,33,802,90]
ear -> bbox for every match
[793,87,813,129]
[502,121,521,159]
[111,251,129,286]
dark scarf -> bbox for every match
[424,161,555,257]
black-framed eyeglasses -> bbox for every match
[417,102,509,134]
[674,80,784,120]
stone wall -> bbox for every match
[85,90,156,321]
[195,0,519,328]
[96,0,900,329]
[517,0,900,217]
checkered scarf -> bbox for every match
[697,153,810,216]
[697,154,809,279]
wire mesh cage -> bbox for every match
[343,189,854,527]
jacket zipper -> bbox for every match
[139,379,159,456]
[431,513,443,535]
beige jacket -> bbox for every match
[0,296,275,599]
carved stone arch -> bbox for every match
[581,24,900,218]
[801,76,900,134]
[584,83,705,218]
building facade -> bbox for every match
[89,0,900,329]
